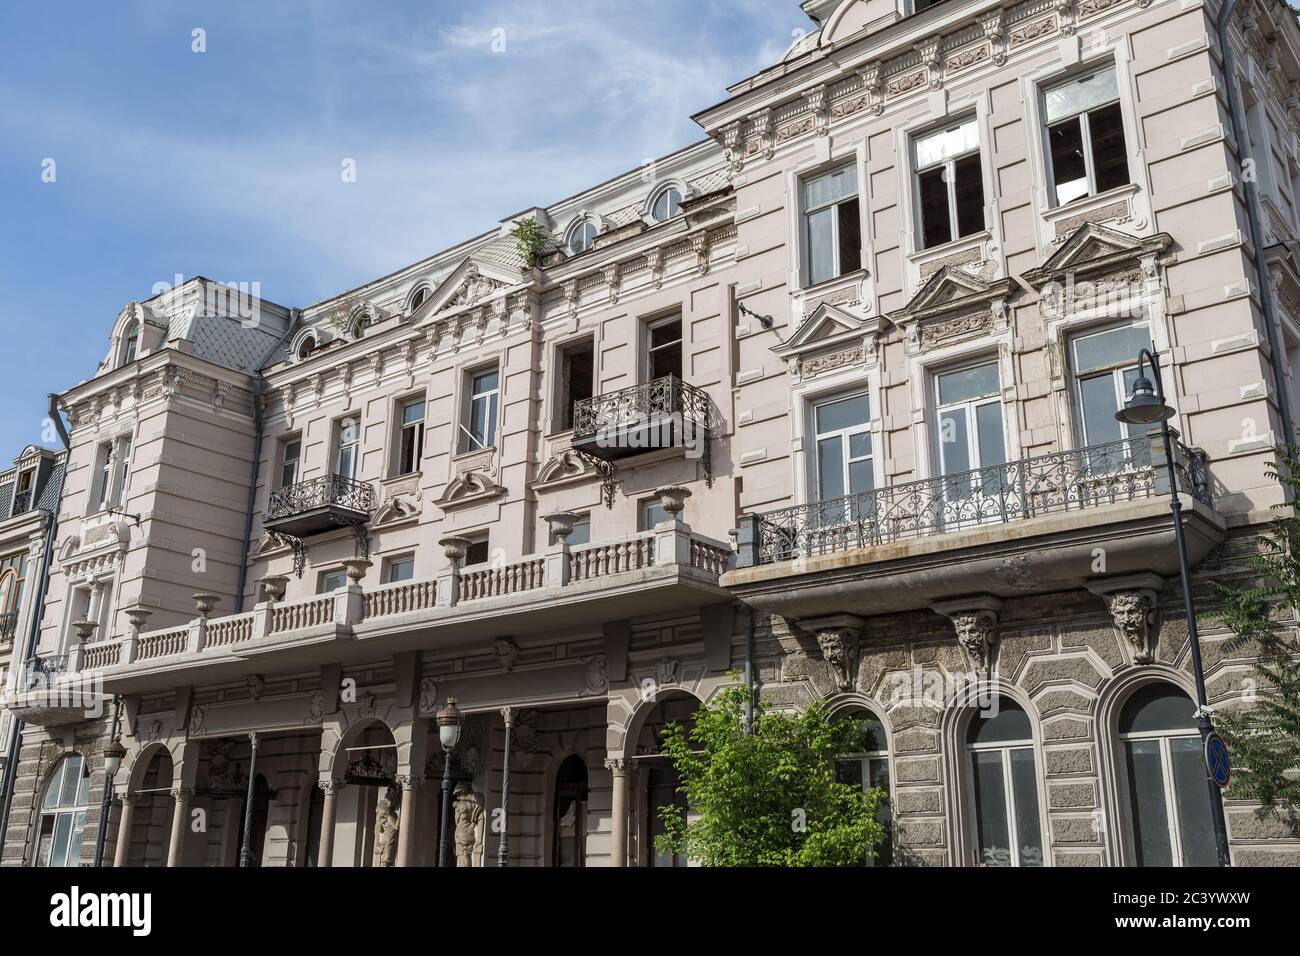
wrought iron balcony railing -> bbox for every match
[9,489,31,516]
[266,474,374,523]
[0,610,17,644]
[23,653,68,691]
[741,438,1212,565]
[572,374,711,444]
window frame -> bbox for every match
[1067,320,1151,450]
[334,416,361,480]
[278,435,302,489]
[120,322,140,367]
[833,707,893,866]
[318,568,349,593]
[553,336,595,433]
[644,314,684,382]
[962,704,1045,868]
[463,366,501,452]
[650,185,683,223]
[384,554,416,584]
[34,753,91,868]
[811,391,874,504]
[395,394,426,477]
[1040,63,1130,209]
[799,161,863,287]
[566,218,598,255]
[932,358,1006,480]
[912,115,985,250]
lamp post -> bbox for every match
[1115,348,1231,867]
[239,731,260,868]
[436,698,463,868]
[497,706,514,867]
[93,719,126,867]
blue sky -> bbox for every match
[0,0,800,455]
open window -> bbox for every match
[1042,64,1130,207]
[334,417,360,480]
[278,435,302,489]
[646,315,683,381]
[801,164,861,286]
[462,367,500,452]
[914,116,985,250]
[555,339,594,432]
[395,395,426,476]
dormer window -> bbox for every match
[651,186,683,223]
[567,219,598,255]
[296,334,318,361]
[410,287,430,311]
[120,322,139,367]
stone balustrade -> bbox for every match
[58,522,734,676]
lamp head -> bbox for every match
[103,736,127,777]
[1115,374,1173,425]
[437,697,463,750]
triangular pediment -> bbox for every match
[894,267,1012,325]
[1024,223,1171,286]
[418,257,521,321]
[774,303,880,361]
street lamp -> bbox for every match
[436,697,463,868]
[1115,348,1231,867]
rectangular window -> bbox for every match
[1043,65,1130,207]
[935,361,1005,499]
[335,417,360,480]
[646,316,683,381]
[464,368,500,451]
[396,397,426,476]
[279,437,302,489]
[318,569,348,593]
[111,437,132,509]
[556,339,595,431]
[914,116,985,250]
[802,164,861,286]
[1069,322,1153,466]
[92,442,112,512]
[384,555,415,583]
[813,394,873,503]
[640,498,670,530]
[464,534,490,567]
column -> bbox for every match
[316,781,339,868]
[605,758,627,868]
[166,787,193,867]
[394,776,419,868]
[112,794,136,868]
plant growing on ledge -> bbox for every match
[1215,445,1300,815]
[512,217,548,270]
[653,680,885,866]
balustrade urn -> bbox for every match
[259,575,290,602]
[341,558,372,585]
[654,486,692,520]
[439,536,473,566]
[192,593,221,619]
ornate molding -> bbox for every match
[1086,574,1165,665]
[803,614,864,693]
[933,596,1003,672]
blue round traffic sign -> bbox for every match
[1205,732,1230,789]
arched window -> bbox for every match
[552,755,588,867]
[835,707,893,865]
[120,323,140,366]
[1117,683,1216,866]
[651,186,683,223]
[35,753,91,867]
[296,334,318,361]
[410,287,430,311]
[965,699,1043,867]
[567,219,598,255]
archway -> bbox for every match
[127,746,174,867]
[551,754,589,867]
[629,692,700,867]
[327,720,400,867]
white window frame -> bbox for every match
[964,731,1043,868]
[799,162,862,287]
[566,218,598,255]
[644,314,684,382]
[335,417,360,480]
[34,754,91,868]
[395,395,426,476]
[912,115,984,250]
[650,185,683,223]
[812,392,874,503]
[1040,62,1128,209]
[463,366,501,451]
[1068,319,1151,449]
[384,554,416,584]
[932,358,1006,479]
[279,436,302,489]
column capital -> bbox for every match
[603,757,627,775]
[170,786,195,802]
[317,778,343,795]
[394,774,421,792]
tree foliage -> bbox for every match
[653,681,885,866]
[1214,446,1300,813]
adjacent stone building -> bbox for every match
[2,0,1299,867]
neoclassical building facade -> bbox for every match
[2,0,1300,867]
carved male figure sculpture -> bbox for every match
[452,782,485,868]
[372,786,400,868]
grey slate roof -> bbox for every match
[168,311,288,375]
[35,460,64,512]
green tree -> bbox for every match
[1214,447,1300,814]
[653,681,885,866]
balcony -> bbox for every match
[0,610,16,644]
[571,375,712,467]
[726,437,1225,619]
[58,520,735,696]
[265,474,374,539]
[9,489,31,516]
